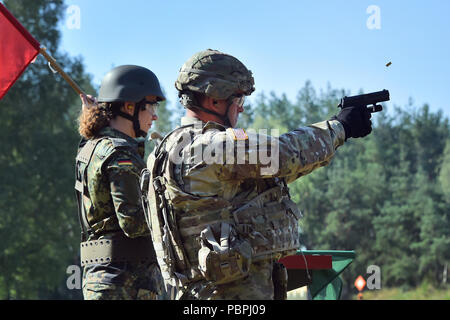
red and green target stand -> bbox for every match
[279,250,355,300]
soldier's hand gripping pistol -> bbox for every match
[335,89,390,140]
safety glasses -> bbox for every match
[227,94,245,108]
[139,100,159,113]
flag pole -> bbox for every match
[39,47,85,96]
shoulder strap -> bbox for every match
[144,124,197,294]
[109,137,132,149]
[155,124,194,157]
[75,139,98,164]
[74,137,106,241]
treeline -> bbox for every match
[0,0,94,299]
[0,0,448,300]
[241,83,450,297]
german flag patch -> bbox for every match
[227,128,249,141]
[118,159,133,166]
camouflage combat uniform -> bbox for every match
[75,127,164,300]
[142,116,345,300]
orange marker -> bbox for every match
[354,275,366,291]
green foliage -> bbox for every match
[439,139,450,201]
[0,0,94,299]
[354,282,450,300]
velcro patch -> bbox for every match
[228,128,248,141]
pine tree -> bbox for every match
[438,140,450,201]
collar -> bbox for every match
[98,126,139,148]
[180,116,204,126]
[180,116,227,133]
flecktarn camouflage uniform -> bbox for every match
[75,127,165,300]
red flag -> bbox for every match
[0,3,40,100]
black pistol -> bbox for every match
[338,89,390,113]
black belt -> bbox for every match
[80,235,156,266]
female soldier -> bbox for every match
[75,65,165,300]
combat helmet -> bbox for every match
[175,49,254,100]
[98,65,165,137]
[175,49,254,126]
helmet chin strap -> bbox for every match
[218,100,233,127]
[180,92,233,127]
[189,101,232,127]
[117,107,147,138]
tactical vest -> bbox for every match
[75,136,155,266]
[141,123,301,295]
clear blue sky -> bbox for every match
[59,0,450,118]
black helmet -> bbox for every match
[97,65,165,137]
[98,65,165,103]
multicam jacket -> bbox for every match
[144,116,346,291]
